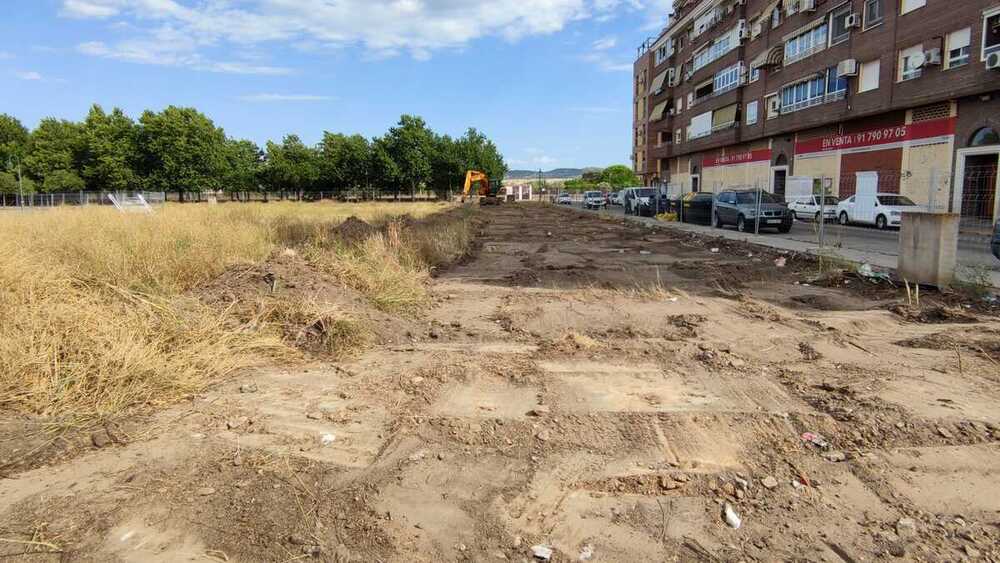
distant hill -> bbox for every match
[505,168,602,180]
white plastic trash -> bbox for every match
[724,503,742,529]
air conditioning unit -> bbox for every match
[801,0,817,12]
[768,97,782,114]
[837,58,859,77]
[751,21,763,38]
[923,48,942,65]
[786,1,799,16]
[845,13,860,28]
[988,52,1000,70]
[738,19,749,40]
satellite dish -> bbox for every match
[910,51,927,69]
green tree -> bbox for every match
[368,136,399,199]
[260,135,321,194]
[319,133,370,193]
[0,114,29,170]
[136,106,228,196]
[43,169,86,192]
[0,171,36,194]
[428,134,464,198]
[222,138,262,193]
[600,164,640,188]
[80,105,139,191]
[23,118,84,190]
[384,115,433,200]
[456,127,507,182]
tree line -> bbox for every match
[0,106,507,199]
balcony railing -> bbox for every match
[779,89,846,114]
[711,120,738,133]
[783,43,825,66]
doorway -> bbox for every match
[771,166,788,196]
[960,153,998,230]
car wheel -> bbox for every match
[778,224,791,234]
[712,212,721,229]
[814,211,822,223]
[791,211,798,222]
[736,215,747,233]
[839,212,849,226]
[876,214,888,230]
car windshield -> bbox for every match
[877,195,916,206]
[734,191,782,204]
[585,191,602,197]
[636,188,656,197]
[820,196,840,206]
[558,193,569,197]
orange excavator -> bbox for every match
[462,170,503,205]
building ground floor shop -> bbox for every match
[649,96,1000,232]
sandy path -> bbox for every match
[1,204,998,562]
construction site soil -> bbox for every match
[2,203,999,562]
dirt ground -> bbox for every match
[2,203,999,562]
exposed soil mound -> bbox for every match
[332,216,379,245]
[890,304,979,324]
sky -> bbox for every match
[0,0,672,170]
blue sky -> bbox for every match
[1,1,671,169]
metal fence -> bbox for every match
[0,191,166,208]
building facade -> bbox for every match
[632,0,1000,228]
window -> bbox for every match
[900,0,925,15]
[750,66,761,82]
[830,3,853,45]
[899,44,923,81]
[771,2,783,28]
[694,80,714,101]
[655,43,671,65]
[746,100,759,125]
[864,0,883,28]
[692,29,737,72]
[779,66,846,113]
[689,111,713,139]
[714,63,742,94]
[983,8,1000,61]
[765,94,780,119]
[970,127,1000,146]
[675,129,684,144]
[675,97,683,113]
[858,59,880,92]
[946,28,971,68]
[785,23,828,64]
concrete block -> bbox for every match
[898,212,959,288]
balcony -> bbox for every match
[784,43,826,66]
[780,89,846,114]
[711,120,737,133]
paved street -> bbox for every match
[566,202,1000,285]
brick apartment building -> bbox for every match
[632,0,1000,226]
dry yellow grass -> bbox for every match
[0,201,468,418]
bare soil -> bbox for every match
[2,203,999,562]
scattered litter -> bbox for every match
[747,253,754,258]
[710,248,720,253]
[579,544,594,561]
[723,503,742,529]
[239,383,258,393]
[857,263,893,283]
[801,432,829,448]
[320,433,336,446]
[639,250,652,255]
[822,450,847,462]
[531,544,553,560]
[668,297,679,303]
[774,257,787,268]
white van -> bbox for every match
[836,193,923,229]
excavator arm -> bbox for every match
[463,171,490,197]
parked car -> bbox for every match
[992,222,1000,260]
[584,190,607,209]
[836,193,922,229]
[787,195,841,222]
[556,192,573,205]
[678,192,715,225]
[713,189,793,233]
[622,187,658,217]
[610,191,624,206]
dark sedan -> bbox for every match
[672,192,714,225]
[713,189,793,233]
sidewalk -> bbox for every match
[582,206,1000,288]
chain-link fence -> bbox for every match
[0,191,166,209]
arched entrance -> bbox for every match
[956,127,1000,231]
[691,165,701,193]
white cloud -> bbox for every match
[78,39,293,75]
[16,71,43,81]
[62,0,660,70]
[238,93,334,103]
[592,36,617,50]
